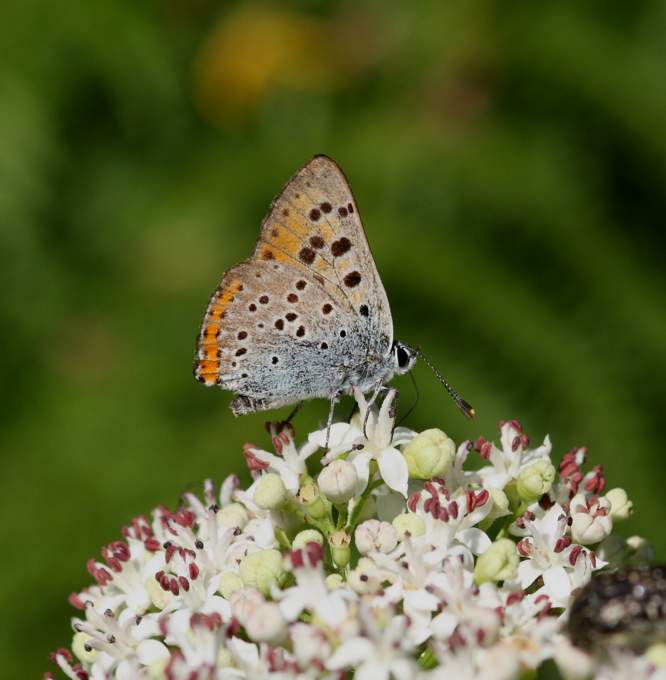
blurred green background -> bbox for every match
[2,0,665,675]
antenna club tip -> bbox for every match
[457,399,475,420]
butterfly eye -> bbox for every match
[394,342,414,373]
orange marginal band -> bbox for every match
[195,277,242,385]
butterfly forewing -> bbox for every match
[194,155,394,410]
[257,157,392,347]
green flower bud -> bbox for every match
[329,529,351,568]
[392,512,425,539]
[403,429,455,480]
[292,529,324,550]
[218,571,244,598]
[254,473,287,510]
[239,549,285,595]
[474,539,519,584]
[605,488,633,520]
[218,503,249,529]
[516,459,555,502]
[299,482,328,520]
[647,643,666,668]
[325,573,344,590]
[72,632,98,663]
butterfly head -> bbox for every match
[392,341,417,376]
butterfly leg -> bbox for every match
[325,391,343,447]
[283,401,303,425]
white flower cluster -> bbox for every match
[47,389,662,680]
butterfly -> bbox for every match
[194,155,473,422]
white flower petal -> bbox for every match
[377,447,408,497]
[456,527,491,554]
[326,637,375,670]
[518,559,543,589]
[431,611,458,638]
[404,588,439,612]
[314,593,347,627]
[115,660,135,680]
[278,594,306,622]
[351,450,371,491]
[543,565,572,602]
[227,638,259,667]
[136,639,169,665]
[392,426,416,447]
[310,422,361,457]
[220,474,240,505]
[357,661,389,680]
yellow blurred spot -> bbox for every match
[194,5,380,123]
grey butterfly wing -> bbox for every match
[194,155,394,412]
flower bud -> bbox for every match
[626,535,655,564]
[245,601,287,645]
[392,512,425,539]
[328,529,351,568]
[299,482,328,520]
[230,587,264,625]
[72,632,98,663]
[403,428,455,480]
[218,571,243,598]
[516,459,555,502]
[474,539,519,584]
[239,549,285,595]
[605,488,633,520]
[218,502,249,529]
[138,640,169,674]
[325,573,344,590]
[292,529,324,551]
[570,493,612,545]
[318,460,359,504]
[355,519,398,555]
[647,643,666,668]
[254,473,287,510]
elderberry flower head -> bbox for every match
[47,391,658,680]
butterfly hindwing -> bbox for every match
[196,259,360,407]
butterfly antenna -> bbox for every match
[396,370,419,427]
[415,348,476,419]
